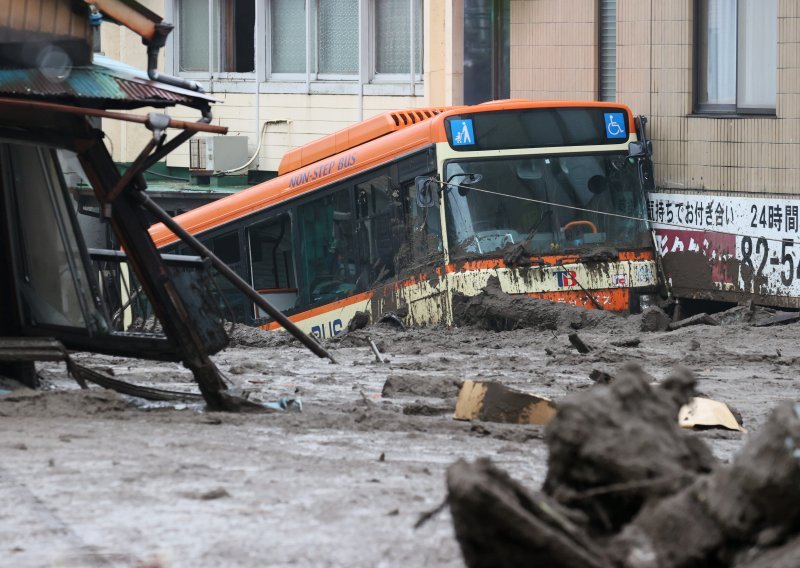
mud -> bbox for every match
[452,276,627,331]
[544,365,714,533]
[448,363,800,568]
[0,298,798,566]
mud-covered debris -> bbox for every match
[402,402,453,416]
[452,276,621,332]
[226,324,293,348]
[715,304,759,325]
[667,312,720,331]
[347,311,371,332]
[568,332,592,354]
[610,338,641,348]
[448,458,608,568]
[610,401,800,567]
[578,247,619,263]
[381,374,459,399]
[378,312,406,330]
[640,306,670,332]
[453,380,556,425]
[543,364,713,532]
[262,397,302,412]
[754,311,800,327]
[447,368,800,568]
[502,241,534,268]
[589,369,614,384]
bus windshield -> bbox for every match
[444,153,651,258]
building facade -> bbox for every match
[102,0,800,307]
[102,0,468,175]
[511,0,800,307]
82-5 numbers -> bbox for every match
[740,236,800,287]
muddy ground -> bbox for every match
[1,303,798,567]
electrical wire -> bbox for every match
[436,179,798,247]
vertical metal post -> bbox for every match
[306,0,312,93]
[409,0,415,96]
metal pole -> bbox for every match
[409,0,415,96]
[135,192,337,364]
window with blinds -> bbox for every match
[177,0,255,74]
[695,0,777,113]
[598,0,616,102]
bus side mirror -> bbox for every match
[415,176,438,208]
[628,140,652,158]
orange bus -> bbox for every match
[150,100,659,338]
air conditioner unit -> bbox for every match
[189,136,249,172]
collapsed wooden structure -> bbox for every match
[0,0,277,409]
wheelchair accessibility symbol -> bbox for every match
[604,112,627,139]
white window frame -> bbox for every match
[694,0,777,115]
[369,0,423,87]
[171,0,256,84]
[265,0,423,95]
[167,0,423,95]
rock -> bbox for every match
[640,306,671,332]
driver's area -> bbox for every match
[444,153,651,259]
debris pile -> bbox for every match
[446,366,800,567]
[452,276,621,331]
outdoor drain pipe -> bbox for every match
[134,191,337,364]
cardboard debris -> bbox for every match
[453,380,556,425]
[678,397,745,432]
[454,381,743,433]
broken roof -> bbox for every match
[0,54,217,110]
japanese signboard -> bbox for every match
[648,192,800,298]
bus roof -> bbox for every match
[150,100,635,248]
[278,107,449,176]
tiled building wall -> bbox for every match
[631,0,800,198]
[509,0,598,101]
[620,0,800,198]
[511,0,800,198]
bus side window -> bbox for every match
[201,230,248,323]
[355,173,401,288]
[247,213,297,318]
[403,178,442,266]
[396,150,442,267]
[297,187,359,307]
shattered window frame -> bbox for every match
[0,141,108,334]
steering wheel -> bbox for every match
[563,220,598,234]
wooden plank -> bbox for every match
[454,380,557,425]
